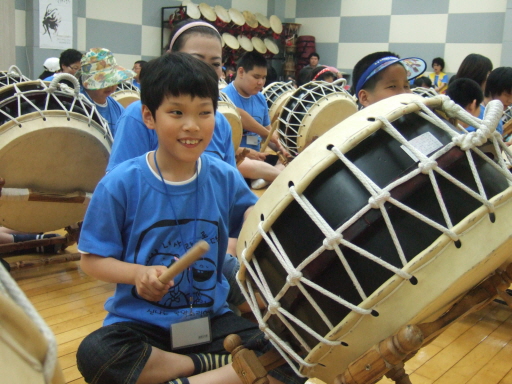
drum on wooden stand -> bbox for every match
[111,80,140,108]
[0,74,112,233]
[262,81,296,123]
[277,79,358,157]
[0,65,31,88]
[236,94,512,383]
[219,91,242,151]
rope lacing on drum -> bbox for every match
[0,262,57,384]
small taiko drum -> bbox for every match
[181,0,201,19]
[255,13,271,36]
[264,38,279,57]
[0,65,31,88]
[228,8,246,32]
[252,36,267,55]
[269,15,283,39]
[111,81,140,108]
[198,2,216,22]
[277,79,358,157]
[242,10,259,33]
[219,91,242,151]
[0,74,112,233]
[238,35,254,53]
[213,5,231,29]
[236,94,512,382]
[262,81,295,123]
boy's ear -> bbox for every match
[358,89,370,107]
[466,99,478,114]
[142,105,155,130]
[237,66,245,78]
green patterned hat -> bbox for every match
[81,48,135,90]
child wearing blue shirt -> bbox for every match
[76,52,299,384]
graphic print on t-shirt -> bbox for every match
[131,218,220,310]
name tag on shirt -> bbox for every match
[246,135,259,146]
[171,316,211,350]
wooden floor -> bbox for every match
[5,248,511,384]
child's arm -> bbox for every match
[80,254,173,302]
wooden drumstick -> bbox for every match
[158,240,210,284]
[260,120,279,153]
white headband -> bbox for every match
[169,21,220,51]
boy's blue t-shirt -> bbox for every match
[79,153,257,329]
[222,83,270,151]
[107,100,236,172]
[80,87,125,138]
[465,104,503,134]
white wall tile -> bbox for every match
[285,0,296,19]
[390,14,448,43]
[337,42,390,70]
[341,0,392,16]
[141,26,161,57]
[232,0,268,15]
[15,10,26,47]
[294,17,340,43]
[86,0,142,25]
[448,0,507,14]
[113,53,142,71]
[77,17,86,52]
[444,43,502,73]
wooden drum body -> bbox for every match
[0,76,112,232]
[277,80,357,157]
[219,91,242,151]
[236,94,512,383]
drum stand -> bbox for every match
[0,178,82,270]
[224,263,512,384]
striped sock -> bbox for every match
[188,353,232,374]
[167,378,190,384]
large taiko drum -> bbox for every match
[219,91,242,151]
[277,79,358,157]
[262,81,295,123]
[0,65,31,88]
[111,80,140,108]
[412,86,438,99]
[0,74,112,233]
[236,94,512,382]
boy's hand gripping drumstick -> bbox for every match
[158,240,210,284]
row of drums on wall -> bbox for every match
[168,1,283,65]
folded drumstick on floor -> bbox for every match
[158,240,210,284]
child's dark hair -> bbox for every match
[60,49,82,69]
[311,66,335,82]
[237,51,267,73]
[141,52,219,118]
[309,52,320,60]
[413,76,432,88]
[167,19,221,52]
[485,67,512,98]
[350,51,400,95]
[456,53,493,89]
[134,60,147,67]
[446,78,483,109]
[431,57,445,71]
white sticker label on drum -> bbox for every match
[400,132,443,162]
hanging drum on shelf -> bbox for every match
[222,32,240,66]
[219,91,242,151]
[252,36,267,55]
[0,74,112,232]
[269,15,283,39]
[264,38,279,58]
[0,65,31,88]
[238,35,254,53]
[198,2,217,22]
[255,13,271,36]
[181,0,201,19]
[262,81,296,123]
[228,8,246,33]
[213,5,231,29]
[277,79,357,157]
[236,94,512,383]
[111,80,140,108]
[242,10,259,35]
